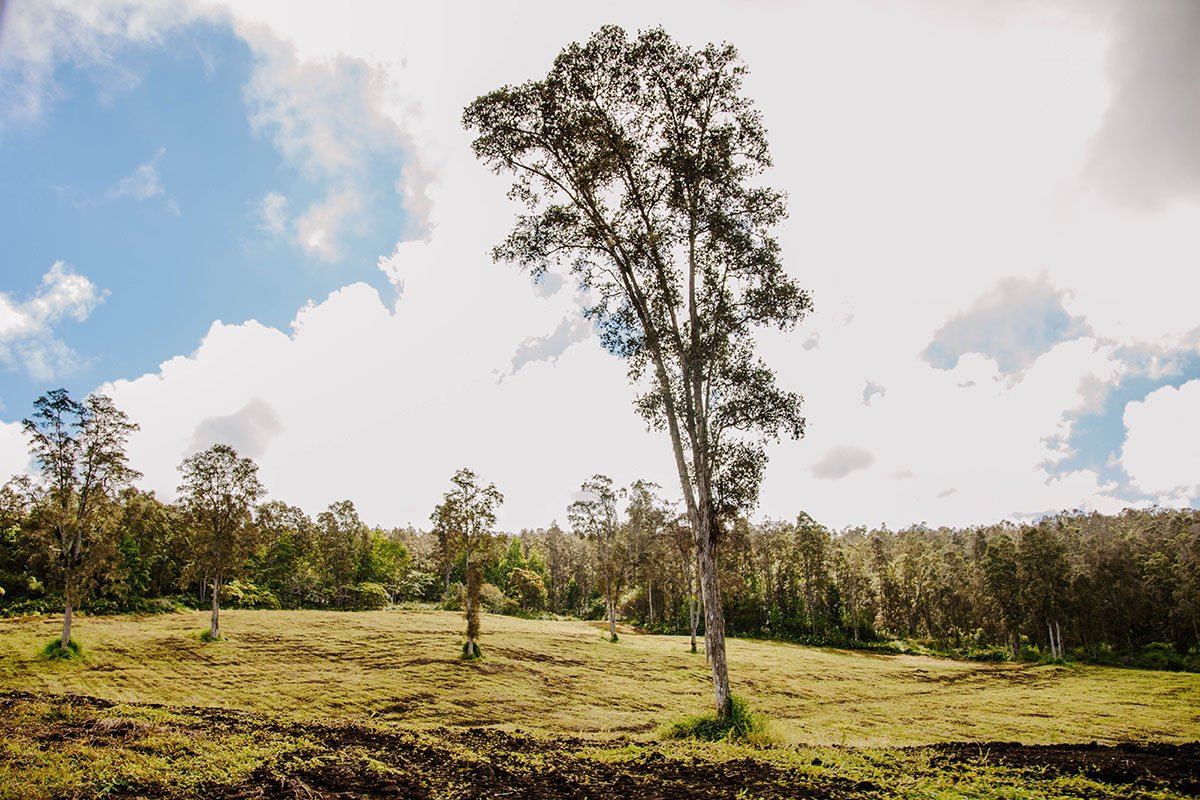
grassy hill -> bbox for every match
[1,609,1198,798]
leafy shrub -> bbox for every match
[966,645,1010,662]
[222,580,281,609]
[41,638,83,660]
[505,568,547,611]
[1138,642,1186,671]
[341,582,390,611]
[664,695,767,742]
[479,582,515,614]
[443,582,465,611]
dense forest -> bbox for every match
[3,469,1197,670]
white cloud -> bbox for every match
[293,187,363,262]
[190,397,284,458]
[257,191,289,235]
[8,0,1200,530]
[508,315,591,376]
[0,0,209,126]
[0,421,31,480]
[107,146,166,201]
[1120,381,1200,502]
[0,263,107,380]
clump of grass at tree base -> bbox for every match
[461,641,482,660]
[40,638,83,660]
[664,695,768,743]
[198,630,220,643]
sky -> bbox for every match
[1,0,1197,532]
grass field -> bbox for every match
[1,609,1198,798]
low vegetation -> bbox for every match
[0,609,1197,798]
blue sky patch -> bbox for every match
[1049,350,1200,495]
[922,277,1090,375]
[0,21,407,417]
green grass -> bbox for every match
[1,609,1196,746]
[39,637,83,660]
[1,609,1197,798]
[664,694,768,742]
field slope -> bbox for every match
[1,609,1197,798]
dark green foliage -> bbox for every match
[41,637,83,660]
[664,695,765,742]
[341,581,390,611]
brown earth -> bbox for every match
[4,691,1198,799]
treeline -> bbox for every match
[3,471,1198,669]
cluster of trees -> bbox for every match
[3,391,1197,673]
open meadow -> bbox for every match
[1,609,1198,798]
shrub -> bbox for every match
[224,580,281,610]
[966,645,1010,662]
[443,582,465,611]
[41,638,83,660]
[664,695,767,742]
[341,582,390,611]
[479,582,515,614]
[505,568,547,612]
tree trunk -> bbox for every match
[648,580,654,626]
[61,568,73,648]
[688,566,699,653]
[464,548,475,655]
[1055,620,1063,659]
[210,577,221,640]
[697,520,732,719]
[607,589,617,642]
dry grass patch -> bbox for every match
[0,609,1196,747]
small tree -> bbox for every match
[568,474,625,642]
[177,444,264,640]
[23,390,140,649]
[432,468,503,658]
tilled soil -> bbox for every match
[4,691,1198,799]
[928,740,1200,796]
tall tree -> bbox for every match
[22,390,140,649]
[432,468,503,658]
[568,474,625,642]
[465,25,810,719]
[177,444,264,640]
[316,499,369,606]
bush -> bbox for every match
[479,582,515,614]
[341,582,390,611]
[966,645,1010,662]
[223,580,281,610]
[505,568,547,612]
[664,695,767,742]
[41,638,83,660]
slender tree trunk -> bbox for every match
[697,517,731,718]
[210,576,221,640]
[464,548,475,655]
[61,567,73,648]
[1055,620,1063,659]
[608,587,617,642]
[648,580,654,626]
